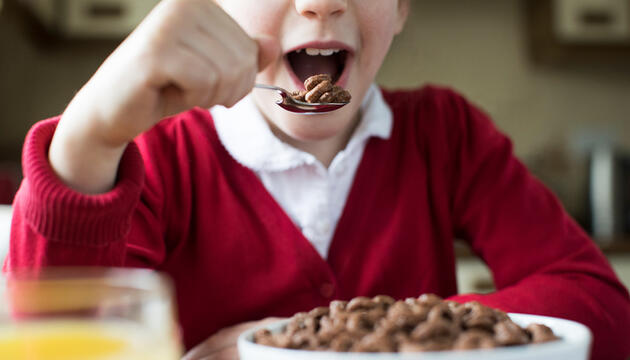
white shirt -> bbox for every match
[211,84,393,259]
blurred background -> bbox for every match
[0,0,629,289]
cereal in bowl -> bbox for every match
[253,294,559,352]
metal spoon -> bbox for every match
[254,84,348,115]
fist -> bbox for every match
[71,0,277,148]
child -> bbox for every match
[6,0,630,359]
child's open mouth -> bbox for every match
[285,44,352,89]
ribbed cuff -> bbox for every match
[20,118,145,246]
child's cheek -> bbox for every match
[356,3,398,63]
[358,2,398,36]
[216,0,287,37]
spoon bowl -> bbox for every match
[254,84,349,115]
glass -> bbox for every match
[0,268,182,360]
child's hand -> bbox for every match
[181,317,284,360]
[49,0,278,193]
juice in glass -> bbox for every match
[0,268,182,360]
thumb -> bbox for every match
[254,34,281,72]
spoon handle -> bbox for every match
[254,84,288,94]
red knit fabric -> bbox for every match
[6,86,630,359]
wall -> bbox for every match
[377,0,630,221]
[0,0,118,160]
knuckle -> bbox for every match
[224,68,241,86]
[245,38,257,55]
[184,92,202,108]
[205,70,218,88]
[246,56,257,72]
[167,0,188,12]
[224,96,240,108]
[243,71,256,92]
[226,88,245,107]
[199,89,216,108]
[200,83,218,106]
[246,35,258,50]
[237,60,256,81]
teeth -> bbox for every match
[303,48,341,56]
[319,49,335,56]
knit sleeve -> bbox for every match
[440,91,630,360]
[4,118,166,270]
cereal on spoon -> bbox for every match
[292,74,352,104]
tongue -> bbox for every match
[289,52,339,84]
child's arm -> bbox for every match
[48,0,275,194]
[5,0,277,269]
[440,91,630,360]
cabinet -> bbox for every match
[21,0,158,38]
[526,0,630,65]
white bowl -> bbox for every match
[238,313,591,360]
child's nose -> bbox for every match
[295,0,347,20]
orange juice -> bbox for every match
[0,319,181,360]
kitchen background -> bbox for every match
[0,0,629,291]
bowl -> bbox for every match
[238,313,591,360]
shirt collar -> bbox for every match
[211,84,392,172]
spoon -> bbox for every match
[254,84,349,115]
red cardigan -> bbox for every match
[6,86,630,359]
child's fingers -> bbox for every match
[210,42,257,107]
[159,24,256,110]
[149,1,266,109]
[255,34,281,72]
[223,63,257,108]
[159,45,220,114]
[192,21,258,107]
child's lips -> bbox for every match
[284,40,355,57]
[283,40,355,90]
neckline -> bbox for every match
[206,114,337,292]
[211,85,393,173]
[205,111,394,297]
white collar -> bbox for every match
[211,84,393,172]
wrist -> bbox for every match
[49,108,129,194]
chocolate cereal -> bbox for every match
[253,294,559,352]
[291,74,352,104]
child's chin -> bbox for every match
[259,97,360,142]
[286,111,358,140]
[280,120,347,142]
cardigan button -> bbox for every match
[320,282,335,299]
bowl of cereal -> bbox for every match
[237,295,591,360]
